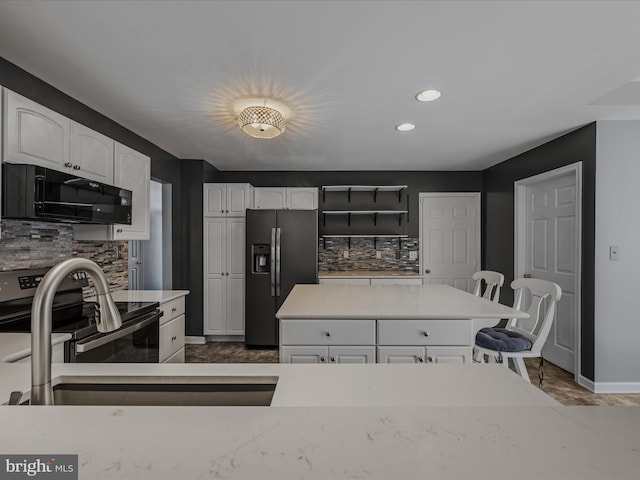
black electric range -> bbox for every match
[0,267,161,362]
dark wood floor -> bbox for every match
[185,343,640,406]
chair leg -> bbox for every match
[513,357,530,383]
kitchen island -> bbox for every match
[276,284,527,364]
[1,362,639,479]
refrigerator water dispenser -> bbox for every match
[252,244,270,274]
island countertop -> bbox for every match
[276,284,527,319]
[86,289,190,304]
[0,332,71,363]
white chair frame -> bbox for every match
[473,278,562,383]
[472,270,505,303]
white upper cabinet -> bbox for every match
[254,187,318,210]
[255,187,287,209]
[287,187,318,209]
[203,183,254,217]
[3,89,70,170]
[70,122,114,184]
[112,142,150,240]
[73,142,150,241]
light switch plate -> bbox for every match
[610,246,620,261]
[343,250,349,259]
[409,251,418,260]
[376,250,382,259]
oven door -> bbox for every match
[67,310,160,363]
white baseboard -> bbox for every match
[184,336,206,345]
[579,375,640,393]
[205,335,245,343]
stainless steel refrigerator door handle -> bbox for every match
[270,227,276,297]
[276,227,281,297]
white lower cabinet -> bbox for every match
[159,295,187,363]
[377,346,471,364]
[280,318,473,364]
[281,346,376,364]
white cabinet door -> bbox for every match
[426,346,472,364]
[70,122,114,184]
[255,187,286,209]
[112,142,150,240]
[204,184,226,216]
[205,277,225,334]
[204,218,226,276]
[226,218,245,275]
[377,346,426,364]
[329,346,376,364]
[226,275,245,335]
[3,89,70,170]
[159,314,185,362]
[227,184,253,216]
[287,187,318,210]
[281,346,328,364]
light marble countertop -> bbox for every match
[1,402,639,479]
[277,284,528,319]
[1,363,639,478]
[87,289,189,304]
[319,270,423,278]
[0,332,71,363]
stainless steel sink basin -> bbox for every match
[13,375,278,406]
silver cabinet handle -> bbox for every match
[64,162,73,168]
[422,331,430,337]
[325,331,331,337]
[427,357,433,363]
[171,307,177,312]
[171,335,177,341]
[116,228,123,233]
[73,165,80,170]
[425,269,431,274]
[320,356,326,363]
[330,356,336,362]
[418,357,425,363]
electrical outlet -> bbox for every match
[376,250,382,259]
[610,246,620,261]
[343,250,349,259]
[409,251,418,260]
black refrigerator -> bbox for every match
[245,209,318,347]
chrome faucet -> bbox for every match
[30,258,122,405]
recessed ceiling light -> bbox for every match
[415,89,442,102]
[395,123,415,132]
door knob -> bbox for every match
[523,273,532,278]
[424,269,431,274]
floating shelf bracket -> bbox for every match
[373,187,379,203]
[373,213,378,226]
[347,187,352,203]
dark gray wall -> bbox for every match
[482,123,596,380]
[0,57,186,293]
[219,171,482,238]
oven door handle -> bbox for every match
[75,312,159,353]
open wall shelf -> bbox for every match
[321,234,409,249]
[321,185,407,203]
[322,210,408,226]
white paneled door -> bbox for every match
[419,193,480,292]
[521,170,579,373]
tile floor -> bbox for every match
[185,342,640,406]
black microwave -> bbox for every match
[2,163,132,224]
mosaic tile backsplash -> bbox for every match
[318,237,419,272]
[0,220,128,296]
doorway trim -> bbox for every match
[418,192,481,288]
[514,162,583,381]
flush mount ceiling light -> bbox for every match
[238,105,286,139]
[395,123,416,132]
[415,89,442,102]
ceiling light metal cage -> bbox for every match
[238,106,286,139]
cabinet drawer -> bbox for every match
[160,314,185,361]
[160,297,185,325]
[281,320,376,345]
[377,319,472,346]
[163,347,185,364]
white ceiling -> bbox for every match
[2,0,640,171]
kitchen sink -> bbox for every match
[12,375,278,406]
